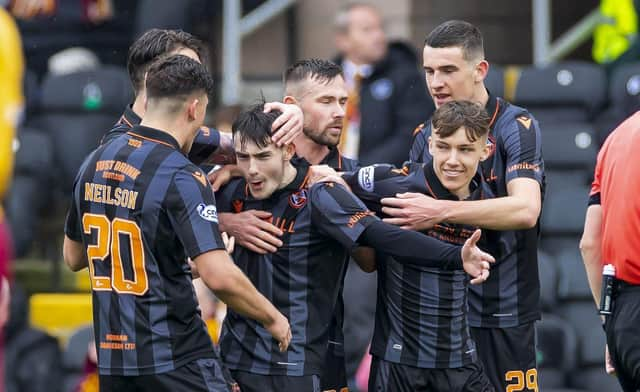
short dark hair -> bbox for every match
[145,55,214,101]
[232,104,282,149]
[425,20,484,61]
[431,100,490,142]
[284,58,343,87]
[127,28,206,94]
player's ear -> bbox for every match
[283,95,297,105]
[475,60,489,83]
[427,135,435,155]
[479,136,490,161]
[187,98,198,121]
[282,143,296,161]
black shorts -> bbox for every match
[368,356,494,392]
[230,370,321,392]
[320,349,348,392]
[606,282,640,391]
[471,323,538,392]
[99,358,237,392]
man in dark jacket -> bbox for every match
[334,3,433,167]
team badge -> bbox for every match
[197,203,218,223]
[289,189,308,209]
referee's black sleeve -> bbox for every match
[358,220,463,270]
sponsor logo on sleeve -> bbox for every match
[197,203,218,223]
[358,166,375,192]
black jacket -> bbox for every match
[336,41,434,166]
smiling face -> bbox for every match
[296,75,348,147]
[234,137,295,200]
[428,125,489,199]
[423,45,488,108]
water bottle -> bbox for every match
[599,264,616,316]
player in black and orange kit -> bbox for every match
[382,21,545,391]
[215,105,494,392]
[337,100,495,391]
[101,28,304,164]
[62,55,291,392]
[213,58,357,391]
[283,58,357,392]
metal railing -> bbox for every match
[532,0,606,65]
[222,0,297,105]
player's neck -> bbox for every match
[278,162,298,191]
[295,137,330,165]
[131,92,146,119]
[140,113,191,151]
[452,187,471,200]
[474,85,490,108]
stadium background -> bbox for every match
[2,0,636,391]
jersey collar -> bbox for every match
[127,125,181,150]
[485,90,501,129]
[118,104,142,128]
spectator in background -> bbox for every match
[333,2,433,167]
[580,112,640,391]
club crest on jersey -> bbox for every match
[289,189,308,209]
[197,203,218,223]
[358,166,375,192]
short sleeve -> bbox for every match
[503,113,545,185]
[589,138,609,206]
[188,126,222,165]
[64,192,82,241]
[309,182,379,249]
[166,166,226,258]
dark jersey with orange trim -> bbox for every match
[409,94,546,328]
[216,161,378,376]
[101,105,222,165]
[343,162,485,368]
[295,147,360,361]
[64,125,226,376]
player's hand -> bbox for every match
[307,165,349,188]
[605,344,616,375]
[381,192,446,230]
[218,211,283,254]
[265,102,303,146]
[208,164,241,192]
[221,232,236,254]
[461,229,495,285]
[264,312,292,352]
